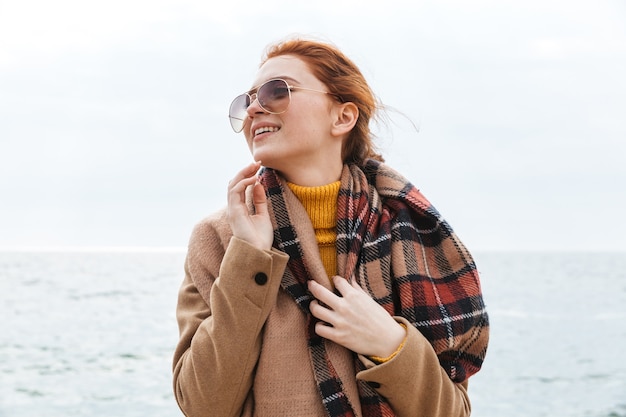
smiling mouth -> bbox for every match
[254,126,280,137]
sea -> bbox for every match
[0,250,625,417]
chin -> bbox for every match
[252,149,279,168]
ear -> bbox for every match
[330,102,359,137]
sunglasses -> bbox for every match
[228,78,340,133]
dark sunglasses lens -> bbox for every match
[229,93,250,132]
[258,79,290,114]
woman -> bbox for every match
[173,37,489,417]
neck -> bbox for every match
[277,160,343,187]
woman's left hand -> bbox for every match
[308,276,406,358]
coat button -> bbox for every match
[254,272,268,285]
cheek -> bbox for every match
[243,132,254,151]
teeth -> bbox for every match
[254,126,279,136]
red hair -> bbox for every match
[262,38,384,165]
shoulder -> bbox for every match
[185,207,233,279]
[188,208,232,251]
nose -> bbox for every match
[246,93,266,116]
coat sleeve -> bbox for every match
[172,219,289,417]
[356,317,471,417]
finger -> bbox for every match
[227,161,262,205]
[227,176,257,211]
[350,278,367,293]
[251,181,268,215]
[332,276,354,296]
[228,161,262,190]
[309,299,335,324]
[314,320,337,340]
[227,164,257,208]
[229,176,257,194]
[308,280,337,307]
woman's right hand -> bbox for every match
[227,161,274,251]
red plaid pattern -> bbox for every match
[259,160,489,417]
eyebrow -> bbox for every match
[278,76,299,84]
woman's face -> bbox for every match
[242,55,345,184]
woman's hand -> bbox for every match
[227,161,274,251]
[308,277,406,358]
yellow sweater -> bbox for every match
[287,181,340,280]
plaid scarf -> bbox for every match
[259,160,489,417]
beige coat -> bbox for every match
[173,207,472,417]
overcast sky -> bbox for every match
[1,0,625,251]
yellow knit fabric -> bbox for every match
[287,181,340,281]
